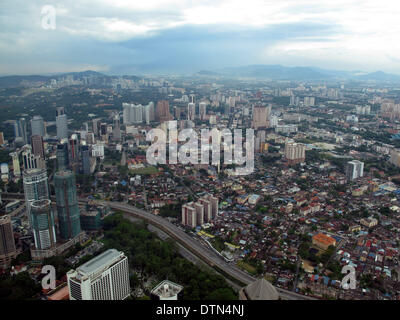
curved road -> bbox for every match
[95,200,315,300]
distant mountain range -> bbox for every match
[197,65,400,81]
[1,65,400,87]
[0,70,140,88]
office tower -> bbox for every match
[56,107,68,140]
[69,134,79,162]
[15,118,28,145]
[181,203,196,228]
[92,118,101,137]
[346,160,364,181]
[112,114,121,141]
[23,168,49,215]
[22,146,45,170]
[56,140,69,170]
[156,100,172,123]
[187,102,196,121]
[31,115,45,137]
[151,280,184,300]
[199,102,207,121]
[0,132,4,145]
[10,152,20,177]
[284,142,306,165]
[54,170,81,240]
[30,199,57,250]
[0,215,17,269]
[67,249,130,300]
[31,135,45,158]
[81,145,91,175]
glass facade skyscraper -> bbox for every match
[30,199,57,250]
[54,170,81,240]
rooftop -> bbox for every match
[76,249,123,277]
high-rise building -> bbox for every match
[22,146,46,170]
[31,115,45,137]
[10,152,20,177]
[67,249,130,300]
[54,170,81,240]
[112,114,121,141]
[23,168,49,215]
[0,215,17,269]
[14,118,28,145]
[56,140,69,170]
[284,142,306,165]
[346,160,364,181]
[69,134,79,162]
[181,203,196,228]
[252,105,271,129]
[31,135,45,158]
[187,102,196,121]
[181,194,218,228]
[199,102,207,121]
[80,145,91,175]
[56,107,68,140]
[30,199,57,250]
[156,100,172,123]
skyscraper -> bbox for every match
[30,199,57,250]
[54,170,81,240]
[22,146,45,170]
[14,118,28,145]
[0,215,17,269]
[187,102,196,121]
[23,168,49,215]
[10,152,20,177]
[31,135,45,158]
[156,100,172,123]
[252,105,271,130]
[56,140,69,170]
[31,115,45,137]
[199,102,207,120]
[56,107,68,140]
[112,113,121,141]
[80,145,91,175]
[284,142,306,165]
[67,249,130,300]
[346,160,364,181]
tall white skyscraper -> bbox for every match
[346,160,364,181]
[23,168,49,215]
[187,102,195,121]
[31,115,45,137]
[56,107,68,140]
[67,249,130,300]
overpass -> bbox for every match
[2,193,314,300]
[94,200,315,300]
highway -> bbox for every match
[2,193,315,300]
[95,200,315,300]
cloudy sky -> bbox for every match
[1,0,400,75]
